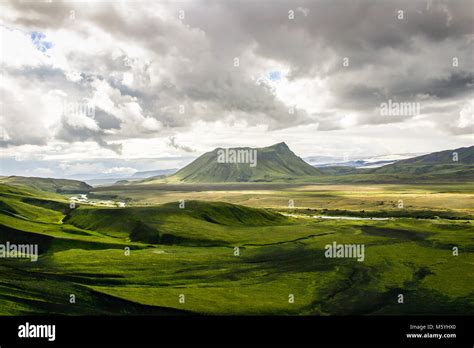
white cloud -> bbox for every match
[458,100,473,129]
[0,27,46,68]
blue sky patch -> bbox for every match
[31,31,53,52]
[268,70,281,81]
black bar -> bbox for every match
[0,316,473,346]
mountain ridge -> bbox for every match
[0,176,92,193]
[370,145,474,178]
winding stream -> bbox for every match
[281,213,393,221]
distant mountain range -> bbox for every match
[315,159,395,169]
[2,144,472,188]
[305,153,426,169]
[136,143,473,184]
[131,169,178,178]
[82,169,178,186]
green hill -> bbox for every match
[145,142,322,183]
[370,146,474,180]
[65,200,290,245]
[0,176,92,193]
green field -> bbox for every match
[0,180,473,315]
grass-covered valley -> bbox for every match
[1,176,473,315]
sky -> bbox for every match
[0,0,473,179]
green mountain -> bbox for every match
[162,142,322,183]
[370,146,474,180]
[0,176,92,193]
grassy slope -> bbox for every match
[0,184,145,253]
[369,145,474,180]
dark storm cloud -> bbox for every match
[422,72,474,99]
[167,136,195,153]
[56,115,122,153]
[327,71,474,110]
[94,108,122,130]
[7,0,73,29]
